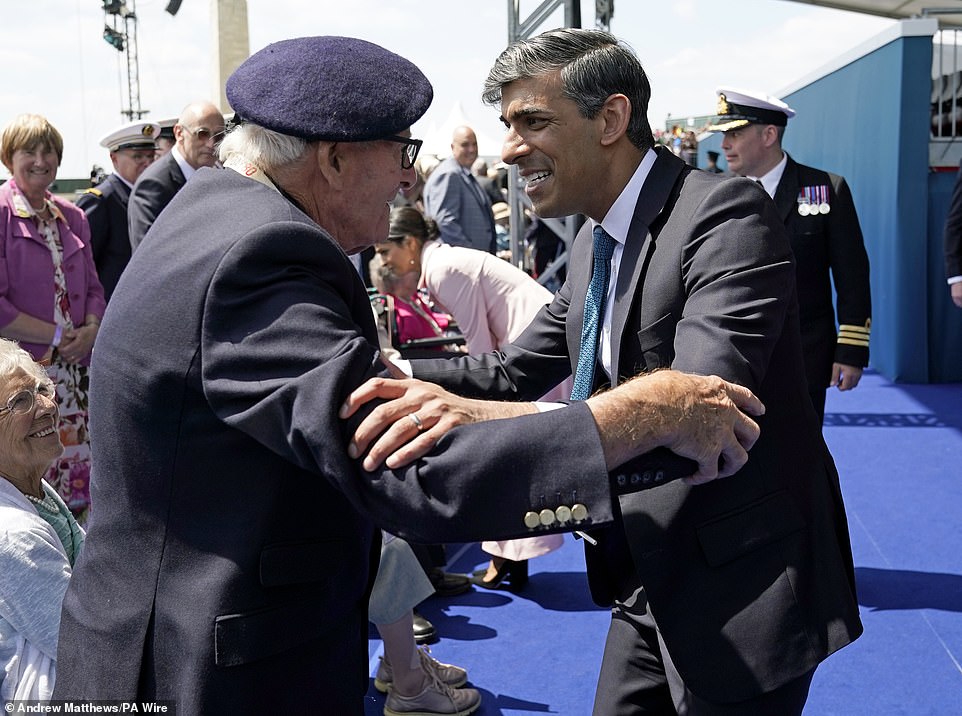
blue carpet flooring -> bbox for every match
[365,370,962,715]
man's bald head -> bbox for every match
[174,101,225,169]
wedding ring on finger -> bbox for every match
[406,413,424,432]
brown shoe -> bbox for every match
[374,646,468,693]
[384,668,480,716]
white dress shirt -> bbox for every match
[591,147,658,380]
[749,152,787,200]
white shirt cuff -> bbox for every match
[534,401,566,413]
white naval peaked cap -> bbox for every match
[99,120,161,151]
[707,86,796,132]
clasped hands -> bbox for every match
[57,324,98,364]
[340,368,764,486]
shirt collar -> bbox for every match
[171,145,196,181]
[592,147,658,246]
[750,151,787,198]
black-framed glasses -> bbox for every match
[0,382,57,417]
[180,124,226,143]
[384,135,423,170]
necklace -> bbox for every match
[25,491,52,505]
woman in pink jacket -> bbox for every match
[375,206,572,591]
[0,114,106,523]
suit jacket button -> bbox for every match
[654,470,665,482]
[642,471,653,484]
[630,473,640,485]
[524,511,541,529]
[616,474,626,486]
[555,505,572,523]
[571,503,588,522]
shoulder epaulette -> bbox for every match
[80,188,103,197]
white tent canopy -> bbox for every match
[418,102,503,160]
[789,0,962,26]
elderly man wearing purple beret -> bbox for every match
[53,36,763,715]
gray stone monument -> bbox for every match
[211,0,249,114]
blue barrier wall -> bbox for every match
[699,21,961,382]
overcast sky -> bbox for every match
[0,0,896,178]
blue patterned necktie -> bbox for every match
[571,225,616,401]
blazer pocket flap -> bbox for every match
[696,491,804,567]
[634,313,676,372]
[260,540,341,587]
[215,599,329,667]
[637,313,676,352]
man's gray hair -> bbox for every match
[218,123,311,173]
[482,28,654,152]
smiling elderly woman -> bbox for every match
[0,337,84,703]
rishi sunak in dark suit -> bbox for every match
[403,30,862,714]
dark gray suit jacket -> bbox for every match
[54,168,629,714]
[127,150,186,251]
[423,157,497,253]
[412,147,862,702]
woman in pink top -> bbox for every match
[375,206,572,591]
[0,115,106,523]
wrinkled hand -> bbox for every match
[830,363,863,391]
[57,324,98,364]
[587,371,764,485]
[340,377,533,471]
[951,282,962,308]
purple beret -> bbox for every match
[226,36,433,142]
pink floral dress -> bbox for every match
[30,198,93,524]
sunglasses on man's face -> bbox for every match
[180,125,226,143]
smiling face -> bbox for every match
[451,127,479,169]
[320,137,417,255]
[499,71,609,220]
[0,369,62,493]
[9,143,59,197]
[374,236,421,278]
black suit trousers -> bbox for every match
[593,585,816,715]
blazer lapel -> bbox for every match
[609,148,685,385]
[773,154,799,223]
[460,169,487,211]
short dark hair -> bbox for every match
[482,28,654,152]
